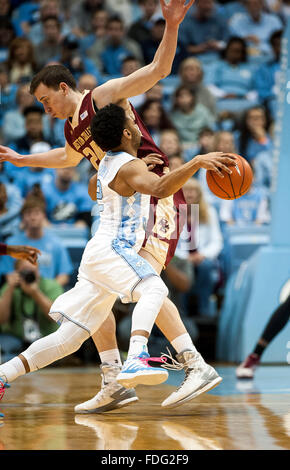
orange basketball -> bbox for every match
[206,154,253,200]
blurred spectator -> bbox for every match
[208,36,259,115]
[238,106,273,161]
[266,0,290,23]
[14,143,55,198]
[1,197,73,286]
[254,29,282,118]
[214,129,237,153]
[0,258,63,359]
[185,127,216,161]
[168,154,184,171]
[78,73,98,92]
[253,149,272,195]
[179,0,229,64]
[138,99,175,145]
[106,0,141,28]
[183,178,223,317]
[144,81,163,103]
[7,36,38,84]
[11,0,41,37]
[219,165,271,225]
[128,0,160,43]
[141,18,187,75]
[28,0,71,46]
[177,57,217,116]
[171,85,216,147]
[41,167,93,227]
[53,35,102,82]
[0,18,16,64]
[87,16,144,76]
[2,83,35,144]
[0,181,22,241]
[0,63,18,127]
[69,0,108,37]
[34,15,62,68]
[229,0,283,61]
[219,0,247,23]
[122,56,146,108]
[0,0,13,19]
[79,9,109,53]
[159,129,183,159]
[9,105,50,154]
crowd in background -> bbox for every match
[0,0,285,361]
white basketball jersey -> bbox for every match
[96,150,150,252]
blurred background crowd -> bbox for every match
[0,0,284,364]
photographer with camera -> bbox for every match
[0,259,63,360]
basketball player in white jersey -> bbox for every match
[0,104,235,405]
[0,0,225,410]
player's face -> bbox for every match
[34,82,71,119]
[125,116,142,149]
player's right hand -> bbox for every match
[195,152,237,178]
[0,146,23,167]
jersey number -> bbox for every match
[83,141,105,171]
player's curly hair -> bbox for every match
[90,104,126,151]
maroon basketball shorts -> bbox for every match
[142,188,186,268]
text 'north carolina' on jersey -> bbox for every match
[96,151,151,253]
[64,90,105,171]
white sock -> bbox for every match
[171,334,197,355]
[0,357,26,383]
[128,335,148,358]
[99,349,122,366]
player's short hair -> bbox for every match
[90,104,126,151]
[30,64,77,95]
[21,196,46,217]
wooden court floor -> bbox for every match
[0,366,290,450]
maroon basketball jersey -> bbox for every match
[64,90,105,171]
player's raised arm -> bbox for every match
[92,0,195,107]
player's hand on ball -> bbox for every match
[196,152,237,178]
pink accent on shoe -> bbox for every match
[0,380,6,402]
[139,356,167,366]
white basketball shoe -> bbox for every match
[74,363,138,414]
[161,350,222,408]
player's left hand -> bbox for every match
[143,154,164,171]
[161,0,195,27]
[6,245,41,265]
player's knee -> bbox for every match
[136,275,168,300]
[57,325,88,357]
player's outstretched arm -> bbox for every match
[0,143,83,169]
[6,245,41,265]
[92,0,195,107]
[120,153,237,199]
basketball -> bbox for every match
[206,154,253,200]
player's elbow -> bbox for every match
[151,184,171,199]
[152,61,171,81]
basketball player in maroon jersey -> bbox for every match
[0,0,223,410]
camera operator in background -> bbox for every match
[0,259,63,360]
